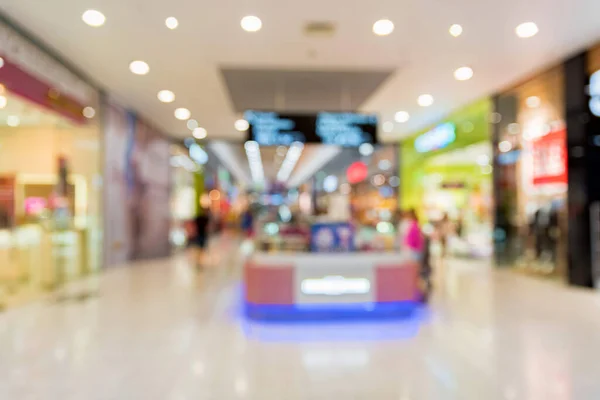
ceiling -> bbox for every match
[221,68,393,112]
[2,0,600,143]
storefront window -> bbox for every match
[494,66,568,279]
[0,72,101,305]
[401,99,494,258]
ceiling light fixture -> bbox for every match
[382,121,394,133]
[449,24,463,37]
[418,94,434,107]
[7,115,20,127]
[193,127,207,139]
[235,119,250,132]
[277,142,304,182]
[373,19,394,36]
[174,108,191,120]
[394,111,410,123]
[129,60,149,75]
[157,90,175,103]
[187,119,199,130]
[165,17,179,30]
[82,10,106,27]
[82,106,96,119]
[454,66,474,81]
[0,96,6,109]
[526,96,541,108]
[189,143,209,165]
[241,16,262,32]
[244,140,265,185]
[516,22,538,38]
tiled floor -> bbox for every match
[2,238,600,399]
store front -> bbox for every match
[103,102,171,266]
[400,99,493,258]
[0,21,102,306]
[587,44,600,288]
[169,144,201,248]
[493,65,568,280]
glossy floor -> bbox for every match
[1,239,600,399]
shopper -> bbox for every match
[241,208,254,238]
[193,208,211,270]
[401,209,424,258]
[438,213,452,258]
[400,210,432,303]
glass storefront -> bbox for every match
[0,25,102,307]
[494,66,568,279]
[400,99,493,258]
[170,144,201,248]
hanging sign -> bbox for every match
[414,122,456,153]
[532,128,567,185]
[244,111,378,146]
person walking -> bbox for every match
[193,208,211,270]
[401,209,424,257]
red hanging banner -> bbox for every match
[532,128,567,186]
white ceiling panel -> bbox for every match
[2,0,600,142]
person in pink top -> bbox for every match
[402,209,424,256]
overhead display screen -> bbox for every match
[244,111,378,146]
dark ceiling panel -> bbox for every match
[220,68,395,113]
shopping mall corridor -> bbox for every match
[1,236,600,400]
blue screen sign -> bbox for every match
[414,122,456,153]
[244,111,378,147]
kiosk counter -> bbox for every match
[244,251,422,321]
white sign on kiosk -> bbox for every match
[301,276,371,296]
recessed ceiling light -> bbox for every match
[394,111,410,123]
[165,17,178,30]
[373,19,394,36]
[516,22,538,38]
[187,119,199,130]
[82,106,96,119]
[7,115,20,127]
[526,96,541,108]
[383,121,394,133]
[0,96,6,109]
[454,66,474,81]
[82,10,106,27]
[157,90,175,103]
[193,127,207,139]
[174,108,191,120]
[449,24,463,37]
[235,119,250,131]
[129,60,149,75]
[418,94,434,107]
[241,16,262,32]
